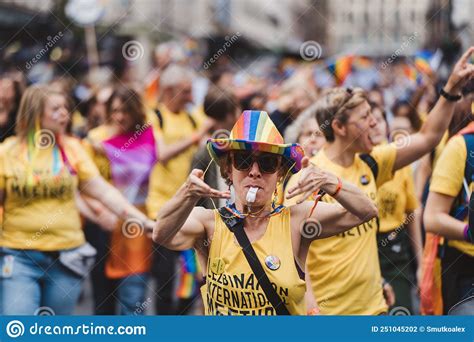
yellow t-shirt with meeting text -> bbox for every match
[0,136,99,251]
[377,166,418,233]
[285,143,397,315]
[203,208,306,315]
[146,104,201,218]
[429,135,474,256]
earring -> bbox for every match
[272,184,279,208]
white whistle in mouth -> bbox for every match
[246,187,258,203]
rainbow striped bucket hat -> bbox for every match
[207,110,304,173]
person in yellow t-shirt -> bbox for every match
[417,88,474,315]
[153,110,378,315]
[424,84,474,314]
[145,64,214,315]
[371,106,422,315]
[0,85,154,315]
[285,47,474,315]
[80,86,159,315]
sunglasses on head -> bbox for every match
[231,151,281,174]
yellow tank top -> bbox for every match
[202,208,306,315]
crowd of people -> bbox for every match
[0,40,473,316]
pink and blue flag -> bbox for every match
[102,126,158,205]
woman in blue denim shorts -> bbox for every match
[0,85,154,315]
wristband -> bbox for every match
[329,177,342,197]
[307,307,320,315]
[440,88,462,102]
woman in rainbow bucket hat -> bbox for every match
[153,110,377,315]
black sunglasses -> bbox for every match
[231,151,281,174]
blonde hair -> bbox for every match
[15,85,67,139]
[314,87,367,142]
[284,102,320,143]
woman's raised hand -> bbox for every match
[287,157,334,204]
[185,169,231,200]
[445,46,474,94]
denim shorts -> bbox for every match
[0,247,84,315]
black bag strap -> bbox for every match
[217,208,291,315]
[187,111,197,129]
[359,153,380,232]
[359,153,379,180]
[155,108,164,129]
[155,108,197,130]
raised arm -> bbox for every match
[393,47,474,171]
[287,157,378,240]
[302,200,377,239]
[153,169,230,250]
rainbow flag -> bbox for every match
[101,126,157,205]
[327,55,354,85]
[420,233,443,315]
[176,249,201,299]
[414,50,434,76]
[403,63,423,84]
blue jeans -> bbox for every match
[116,273,150,315]
[0,247,83,315]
